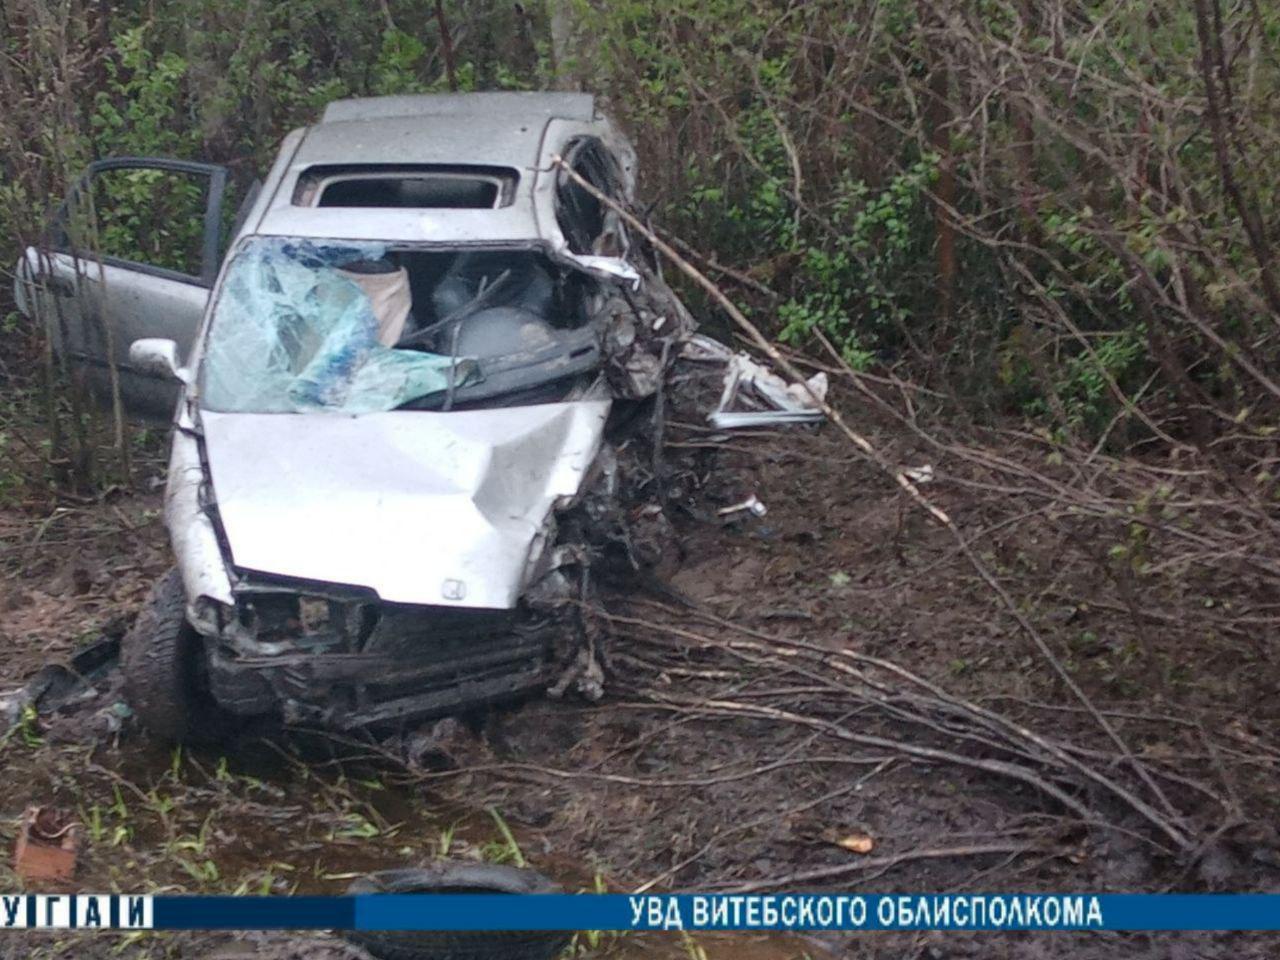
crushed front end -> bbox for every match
[155,235,693,733]
[204,576,559,729]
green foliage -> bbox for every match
[92,25,199,157]
[1062,326,1148,429]
[74,169,208,275]
[373,29,432,95]
[777,157,939,368]
[2,0,1278,458]
[482,806,526,867]
[574,0,1280,444]
[0,705,42,750]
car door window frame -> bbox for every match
[52,157,229,288]
[555,137,629,256]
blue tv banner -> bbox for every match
[4,893,1280,932]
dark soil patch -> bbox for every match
[2,402,1279,958]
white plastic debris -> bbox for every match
[718,495,768,518]
[709,410,824,427]
[902,465,935,484]
[682,334,827,429]
[0,688,32,733]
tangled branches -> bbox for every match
[553,156,1279,887]
[608,602,1217,855]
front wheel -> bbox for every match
[122,568,232,744]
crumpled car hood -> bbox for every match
[199,402,610,608]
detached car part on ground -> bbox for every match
[343,864,571,960]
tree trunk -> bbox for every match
[546,0,577,91]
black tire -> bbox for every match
[122,568,231,744]
[343,864,573,960]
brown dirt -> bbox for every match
[2,400,1279,958]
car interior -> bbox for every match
[379,249,604,409]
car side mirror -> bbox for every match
[129,338,190,384]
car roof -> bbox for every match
[297,92,598,169]
[240,92,635,250]
[320,92,597,125]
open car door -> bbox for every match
[13,158,230,419]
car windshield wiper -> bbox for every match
[394,327,601,410]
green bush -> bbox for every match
[2,0,1278,460]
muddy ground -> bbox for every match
[1,387,1279,959]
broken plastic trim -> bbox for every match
[166,425,234,613]
[683,334,828,429]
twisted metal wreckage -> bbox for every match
[11,93,826,739]
[161,249,823,735]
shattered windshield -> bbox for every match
[199,237,467,414]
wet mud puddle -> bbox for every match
[9,733,818,959]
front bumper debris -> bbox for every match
[205,590,557,728]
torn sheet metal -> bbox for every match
[602,262,697,399]
[681,334,828,429]
[0,636,120,734]
[709,409,825,428]
[166,427,235,610]
[200,401,610,608]
[559,253,640,286]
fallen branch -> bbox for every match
[605,604,1202,852]
[551,155,1190,851]
[633,692,1099,822]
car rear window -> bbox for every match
[293,165,517,209]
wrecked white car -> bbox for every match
[15,93,696,740]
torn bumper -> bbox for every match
[203,595,555,728]
[165,425,235,620]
